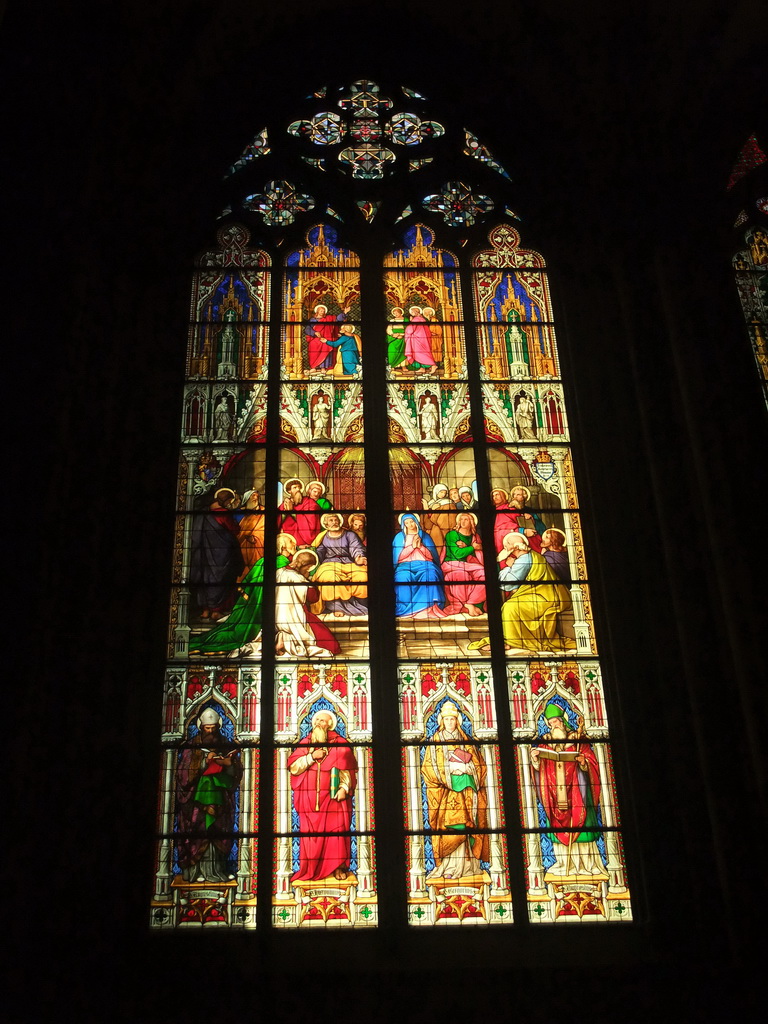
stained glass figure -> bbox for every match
[339,144,396,179]
[423,182,494,226]
[273,664,376,927]
[733,226,768,406]
[387,113,445,146]
[152,667,260,928]
[727,132,767,190]
[514,682,630,922]
[338,79,393,118]
[400,666,511,925]
[244,181,315,226]
[225,128,270,177]
[288,112,345,145]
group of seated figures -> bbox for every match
[188,475,576,660]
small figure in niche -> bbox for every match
[514,391,537,440]
[213,395,234,440]
[311,392,332,439]
[419,391,440,440]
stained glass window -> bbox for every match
[730,134,768,409]
[151,81,633,930]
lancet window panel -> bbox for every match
[384,283,466,381]
[280,321,363,382]
[732,226,768,403]
[272,662,377,928]
[398,670,511,926]
[176,446,268,511]
[151,667,261,930]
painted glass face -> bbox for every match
[152,82,632,931]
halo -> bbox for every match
[491,487,509,501]
[214,487,237,503]
[511,484,531,501]
[501,531,529,550]
[293,547,319,568]
[399,512,421,528]
[545,526,567,541]
[311,709,338,732]
[276,531,297,553]
[284,477,303,492]
[320,512,342,530]
[457,511,478,529]
[307,479,326,495]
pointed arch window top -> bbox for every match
[384,223,458,267]
[286,224,360,267]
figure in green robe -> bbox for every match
[189,548,292,656]
[387,307,407,368]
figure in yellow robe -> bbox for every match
[469,532,576,654]
[421,702,489,880]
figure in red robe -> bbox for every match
[279,478,322,546]
[287,710,357,881]
[530,703,606,877]
[305,303,349,372]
